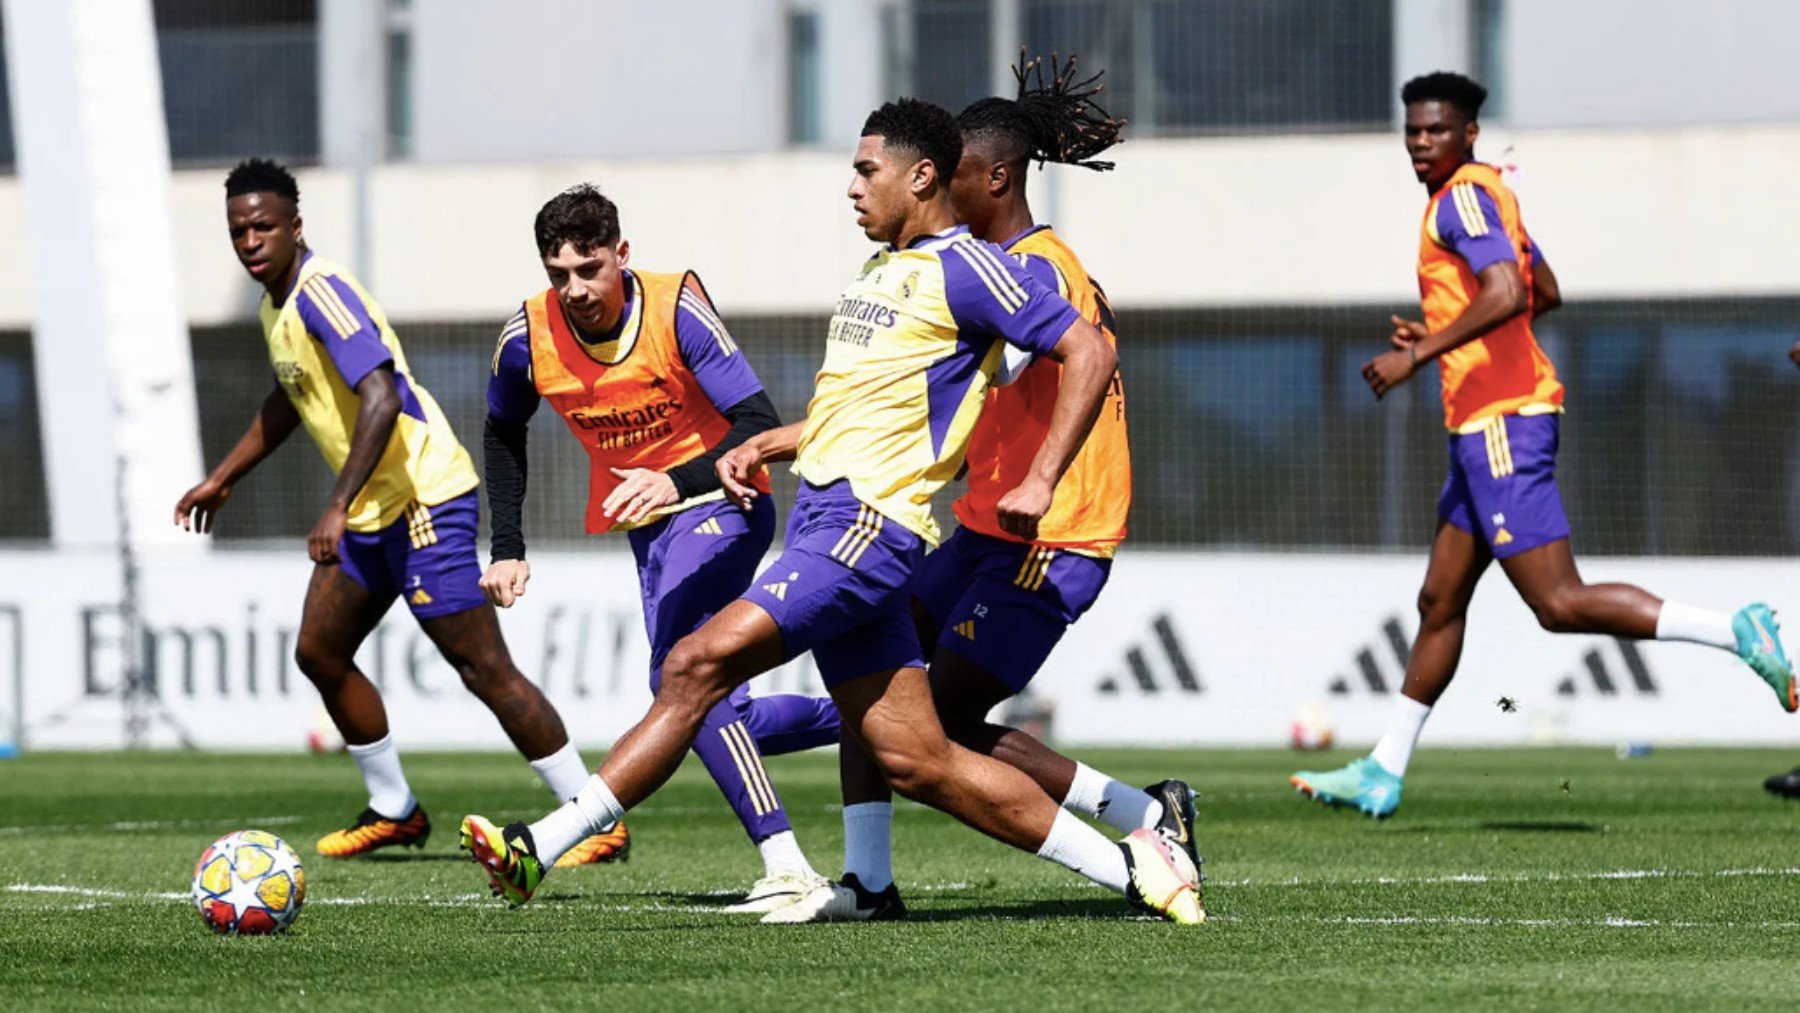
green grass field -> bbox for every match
[4,747,1800,1011]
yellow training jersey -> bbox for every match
[793,226,1079,545]
[261,252,477,532]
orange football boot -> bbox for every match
[553,820,631,868]
[316,805,432,858]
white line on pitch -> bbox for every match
[1213,866,1800,889]
[1234,913,1800,930]
[0,815,303,837]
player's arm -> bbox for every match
[607,277,781,523]
[174,383,301,533]
[1528,242,1562,319]
[294,275,402,564]
[1364,183,1528,399]
[312,365,401,564]
[946,242,1116,540]
[481,310,538,607]
[719,420,804,509]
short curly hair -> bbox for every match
[861,98,962,184]
[224,157,299,205]
[534,184,621,258]
[1400,71,1488,121]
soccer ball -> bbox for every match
[1288,702,1336,751]
[191,830,306,935]
[306,706,346,754]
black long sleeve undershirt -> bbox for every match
[666,390,780,500]
[484,413,530,563]
[483,389,780,563]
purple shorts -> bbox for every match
[629,495,775,678]
[339,490,487,619]
[1438,413,1572,559]
[911,527,1112,693]
[741,480,926,688]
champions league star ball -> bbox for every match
[191,830,306,935]
[1288,702,1336,751]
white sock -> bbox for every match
[1369,696,1432,777]
[1063,763,1164,833]
[842,801,894,891]
[528,741,590,802]
[345,734,416,819]
[527,774,624,866]
[756,830,816,879]
[1655,601,1737,651]
[1035,808,1129,895]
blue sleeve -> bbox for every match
[673,281,765,412]
[940,240,1080,355]
[485,307,540,424]
[1434,183,1517,274]
[1525,232,1546,269]
[295,274,394,389]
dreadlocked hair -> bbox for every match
[959,50,1126,172]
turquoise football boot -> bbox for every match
[1732,603,1797,713]
[1290,756,1402,819]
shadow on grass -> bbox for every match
[633,890,1136,923]
[363,852,473,863]
[1478,820,1604,834]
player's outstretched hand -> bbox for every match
[603,468,678,524]
[996,477,1054,542]
[481,559,531,608]
[718,445,765,509]
[1789,338,1800,369]
[308,503,349,565]
[174,478,233,534]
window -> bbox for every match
[155,0,319,165]
[787,9,823,145]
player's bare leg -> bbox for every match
[423,600,634,866]
[295,563,395,745]
[1293,520,1490,818]
[463,599,1197,919]
[1499,538,1656,637]
[459,600,783,904]
[835,603,1196,902]
[766,662,1198,923]
[1395,520,1493,708]
[296,564,431,856]
[418,603,570,759]
[1501,538,1795,709]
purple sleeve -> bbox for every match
[1434,183,1517,274]
[485,307,540,424]
[1525,232,1547,269]
[295,275,393,389]
[1014,252,1065,295]
[941,240,1080,355]
[673,285,764,412]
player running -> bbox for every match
[481,184,840,907]
[1292,73,1796,820]
[176,159,614,862]
[787,55,1198,924]
[462,99,1202,923]
[1763,341,1800,798]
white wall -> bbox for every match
[8,548,1796,750]
[408,0,788,163]
[0,122,1779,335]
[1500,0,1800,128]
